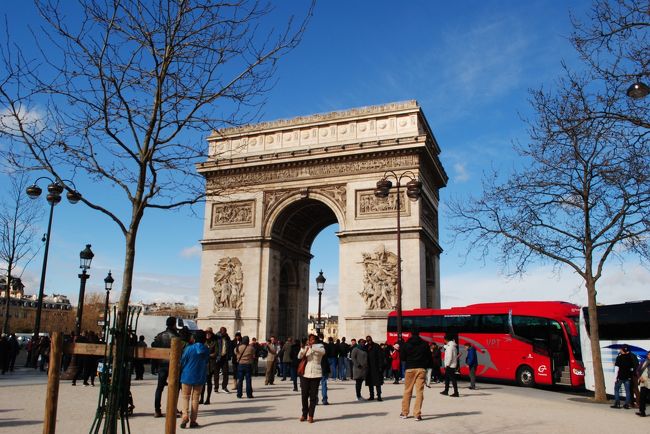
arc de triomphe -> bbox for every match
[196,101,447,340]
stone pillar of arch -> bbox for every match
[196,101,447,341]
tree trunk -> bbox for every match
[2,265,13,334]
[105,229,138,433]
[586,277,606,402]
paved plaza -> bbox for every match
[0,367,648,434]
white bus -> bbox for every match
[579,300,650,395]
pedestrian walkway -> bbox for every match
[0,373,647,433]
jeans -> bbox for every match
[468,365,477,388]
[425,368,432,387]
[444,367,458,394]
[154,365,169,411]
[237,363,253,398]
[337,356,347,379]
[300,377,320,418]
[320,375,328,403]
[614,378,631,406]
[214,358,229,391]
[180,384,202,423]
[402,368,426,417]
[328,357,338,379]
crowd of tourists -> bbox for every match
[147,317,491,428]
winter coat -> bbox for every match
[180,342,210,385]
[443,340,458,369]
[235,344,256,365]
[390,349,401,370]
[351,346,368,380]
[365,343,385,386]
[466,346,478,368]
[298,343,325,379]
[401,335,431,370]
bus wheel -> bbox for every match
[516,365,535,387]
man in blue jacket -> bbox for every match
[180,330,209,429]
[465,342,478,390]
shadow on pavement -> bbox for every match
[425,411,482,420]
[0,418,42,428]
[201,416,291,427]
[318,411,389,421]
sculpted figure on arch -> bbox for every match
[212,257,244,312]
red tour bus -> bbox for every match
[387,301,585,388]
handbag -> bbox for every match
[297,349,309,377]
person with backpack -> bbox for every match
[152,317,179,417]
[179,330,209,429]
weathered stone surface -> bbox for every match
[197,101,447,340]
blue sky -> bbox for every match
[1,0,648,314]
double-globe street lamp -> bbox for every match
[26,178,81,345]
[374,171,422,342]
[315,270,326,335]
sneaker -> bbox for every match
[357,397,363,401]
[440,391,449,396]
[415,416,423,421]
[399,414,408,419]
[223,388,231,394]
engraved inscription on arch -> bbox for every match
[211,200,255,228]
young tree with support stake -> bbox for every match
[0,0,312,430]
[449,0,648,403]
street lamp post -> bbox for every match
[25,178,81,351]
[75,244,95,336]
[315,270,326,336]
[374,170,422,342]
[103,271,114,339]
[63,244,94,381]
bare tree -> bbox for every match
[0,0,311,428]
[0,170,42,334]
[449,0,648,402]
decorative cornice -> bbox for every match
[209,100,420,139]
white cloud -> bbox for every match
[179,245,201,259]
[441,263,650,309]
[453,162,470,182]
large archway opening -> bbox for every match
[268,198,339,340]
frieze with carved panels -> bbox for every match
[356,189,410,219]
[211,200,255,228]
[206,154,419,190]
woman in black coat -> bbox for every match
[364,336,385,401]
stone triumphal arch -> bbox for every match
[196,101,447,340]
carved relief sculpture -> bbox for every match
[356,190,409,218]
[359,246,398,310]
[211,200,254,228]
[212,257,244,312]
